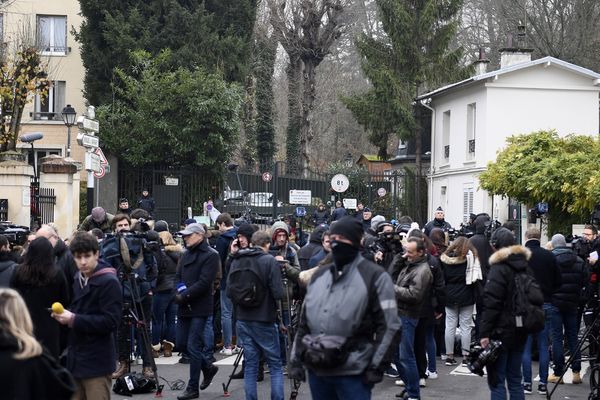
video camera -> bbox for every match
[465,340,503,376]
[0,222,30,247]
[447,223,476,242]
[368,231,405,256]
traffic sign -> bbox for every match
[289,189,312,205]
[331,174,350,193]
[377,187,387,197]
[262,172,272,182]
[77,116,99,133]
[85,152,101,173]
[77,132,99,148]
[93,148,109,179]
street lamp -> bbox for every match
[61,104,77,158]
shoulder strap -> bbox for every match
[119,237,144,270]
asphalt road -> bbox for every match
[111,354,593,400]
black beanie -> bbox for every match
[237,224,257,242]
[491,227,516,249]
[330,216,364,247]
[154,220,169,233]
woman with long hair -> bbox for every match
[440,236,479,366]
[0,288,75,399]
[10,236,69,358]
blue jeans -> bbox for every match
[151,292,177,345]
[236,320,284,400]
[177,317,209,391]
[551,306,581,374]
[220,289,234,348]
[203,315,215,362]
[488,349,525,400]
[522,303,552,384]
[398,316,419,398]
[308,371,372,400]
[426,323,437,373]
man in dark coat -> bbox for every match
[297,225,327,270]
[469,213,495,340]
[480,227,530,400]
[138,189,156,217]
[53,231,122,400]
[521,227,561,394]
[117,198,132,216]
[37,224,78,295]
[424,207,452,236]
[175,223,220,400]
[330,201,347,222]
[312,203,330,226]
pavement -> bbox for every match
[111,353,593,399]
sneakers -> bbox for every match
[426,370,438,379]
[384,365,400,378]
[143,366,155,379]
[523,383,532,394]
[445,358,457,366]
[220,347,234,356]
[548,373,564,384]
[440,354,448,361]
[419,378,426,387]
[537,384,547,395]
[395,379,405,386]
[572,371,583,384]
[461,359,469,367]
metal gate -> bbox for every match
[152,171,182,225]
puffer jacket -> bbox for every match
[395,255,433,319]
[552,247,587,312]
[479,245,531,350]
[441,252,475,307]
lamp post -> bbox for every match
[61,104,77,158]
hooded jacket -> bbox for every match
[67,259,122,379]
[78,213,114,233]
[441,252,475,307]
[226,247,284,323]
[551,247,587,312]
[290,255,400,376]
[297,227,326,270]
[468,215,494,279]
[54,239,78,296]
[312,208,329,226]
[395,255,433,319]
[479,245,531,350]
[216,227,237,290]
[525,239,561,303]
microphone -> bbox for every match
[51,302,64,314]
[20,132,44,143]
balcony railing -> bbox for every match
[468,139,476,154]
[444,145,450,159]
[30,111,61,121]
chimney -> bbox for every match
[473,47,490,75]
[499,25,533,68]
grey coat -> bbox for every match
[395,256,433,319]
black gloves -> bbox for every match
[174,294,186,305]
[362,367,384,385]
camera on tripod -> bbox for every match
[368,231,404,256]
[0,222,30,247]
[465,340,503,376]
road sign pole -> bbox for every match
[87,168,94,216]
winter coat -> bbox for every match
[291,255,401,376]
[420,254,446,319]
[0,334,76,400]
[137,195,155,215]
[524,240,561,303]
[78,213,114,233]
[423,218,452,237]
[297,228,326,271]
[216,228,237,290]
[479,245,531,350]
[330,206,347,222]
[11,267,70,359]
[552,247,587,313]
[441,253,475,307]
[54,239,78,297]
[468,216,494,280]
[395,255,433,319]
[175,239,219,318]
[308,248,329,269]
[0,252,17,287]
[312,209,329,226]
[155,245,181,293]
[67,259,122,379]
[226,248,284,323]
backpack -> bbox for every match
[228,260,266,307]
[113,372,156,395]
[510,268,545,334]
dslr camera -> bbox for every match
[465,340,503,376]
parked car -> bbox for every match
[246,192,283,208]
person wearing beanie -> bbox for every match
[521,227,561,393]
[480,227,534,398]
[154,220,169,233]
[370,215,386,233]
[424,206,452,236]
[289,216,400,398]
[78,207,114,233]
[549,233,586,386]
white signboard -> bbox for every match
[85,152,101,173]
[165,177,179,186]
[331,174,350,193]
[77,117,100,133]
[289,189,312,205]
[77,132,99,148]
[343,198,357,210]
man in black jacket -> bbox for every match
[521,227,560,394]
[423,207,452,236]
[469,213,494,339]
[297,225,327,270]
[175,223,220,400]
[548,233,587,385]
[480,227,529,400]
[227,230,285,400]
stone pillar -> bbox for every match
[39,155,78,237]
[0,152,34,227]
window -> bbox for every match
[33,80,66,120]
[37,15,67,55]
[463,186,474,223]
[467,103,476,157]
[442,110,451,160]
[27,148,62,172]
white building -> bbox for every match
[418,49,600,237]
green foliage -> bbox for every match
[97,50,243,176]
[343,0,471,158]
[76,0,257,106]
[254,32,277,169]
[326,162,371,204]
[479,130,598,233]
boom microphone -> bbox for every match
[20,132,44,143]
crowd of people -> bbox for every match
[0,195,597,400]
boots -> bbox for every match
[111,360,129,379]
[143,366,155,379]
[152,344,161,358]
[162,340,174,357]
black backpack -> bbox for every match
[228,261,266,308]
[511,268,545,334]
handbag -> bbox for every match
[300,334,349,369]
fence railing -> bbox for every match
[30,183,56,229]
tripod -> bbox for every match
[279,263,302,400]
[222,347,245,396]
